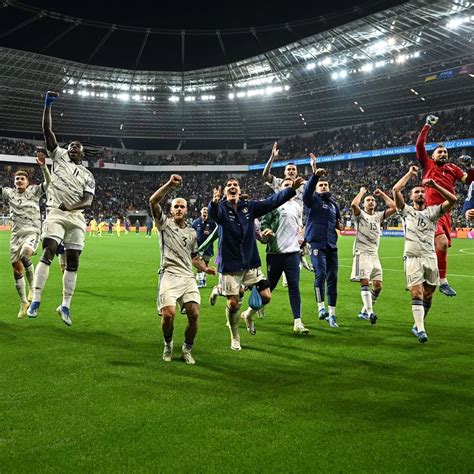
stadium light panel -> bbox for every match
[67,89,74,95]
[284,85,290,91]
[169,96,180,102]
[228,93,235,100]
[338,70,348,78]
[306,63,316,70]
[362,63,374,72]
[331,72,339,80]
[184,96,196,102]
[201,95,216,101]
[447,16,469,29]
[117,93,130,101]
[236,92,246,98]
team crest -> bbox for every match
[313,249,318,256]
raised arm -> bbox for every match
[392,166,419,210]
[373,188,397,218]
[149,174,182,222]
[423,178,457,214]
[416,115,438,167]
[253,177,303,218]
[351,187,367,217]
[42,92,59,152]
[36,151,51,190]
[262,142,279,183]
[208,185,222,222]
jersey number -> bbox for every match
[182,236,188,247]
[73,169,80,178]
[370,223,377,231]
[417,218,427,228]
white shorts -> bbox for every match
[157,272,201,311]
[404,256,439,288]
[220,267,265,296]
[42,209,86,251]
[351,254,383,282]
[10,230,40,263]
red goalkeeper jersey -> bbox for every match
[415,124,465,205]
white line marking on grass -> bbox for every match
[459,248,474,255]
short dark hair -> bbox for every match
[433,143,446,152]
[225,177,240,186]
[14,170,29,179]
[285,162,296,167]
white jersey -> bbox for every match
[1,184,44,234]
[155,214,198,277]
[400,204,443,257]
[47,146,95,213]
[353,210,385,256]
[266,175,306,212]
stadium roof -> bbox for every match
[0,0,473,146]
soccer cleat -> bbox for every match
[439,283,456,297]
[209,286,219,306]
[293,321,309,334]
[327,315,339,328]
[163,343,173,362]
[369,313,378,325]
[318,308,329,320]
[231,337,242,351]
[181,350,196,365]
[17,301,29,319]
[417,331,428,344]
[241,309,256,336]
[411,325,419,337]
[358,311,369,321]
[56,305,72,326]
[27,301,40,318]
[27,289,33,302]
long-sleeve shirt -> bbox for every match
[303,174,341,249]
[416,125,465,206]
[462,182,474,215]
[208,187,296,273]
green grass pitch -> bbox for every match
[0,231,473,472]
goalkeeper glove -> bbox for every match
[44,91,59,107]
[426,115,439,126]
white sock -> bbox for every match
[328,305,336,316]
[62,270,78,308]
[15,276,28,303]
[412,300,425,332]
[317,302,325,311]
[24,263,35,287]
[226,306,241,338]
[294,317,302,327]
[33,261,51,302]
[440,278,447,285]
[361,286,373,314]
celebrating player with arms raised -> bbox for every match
[393,166,457,344]
[1,152,51,318]
[350,186,396,324]
[27,91,95,326]
[150,174,216,364]
[415,115,473,296]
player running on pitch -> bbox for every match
[415,115,473,296]
[393,166,457,343]
[1,152,51,318]
[27,91,95,326]
[350,186,396,324]
[150,174,216,364]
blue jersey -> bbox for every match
[208,187,296,273]
[303,174,341,250]
[192,218,217,256]
[146,216,153,230]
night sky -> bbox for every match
[0,0,408,70]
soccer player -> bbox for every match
[1,153,51,318]
[149,174,216,364]
[135,219,140,235]
[257,177,309,334]
[262,142,306,287]
[89,217,97,237]
[209,176,304,351]
[145,215,153,238]
[96,219,105,237]
[115,217,121,237]
[350,186,397,324]
[27,91,95,326]
[393,166,457,343]
[192,207,217,288]
[463,182,474,223]
[303,154,343,328]
[124,217,130,234]
[415,115,472,296]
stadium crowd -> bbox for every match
[1,155,471,228]
[1,106,472,167]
